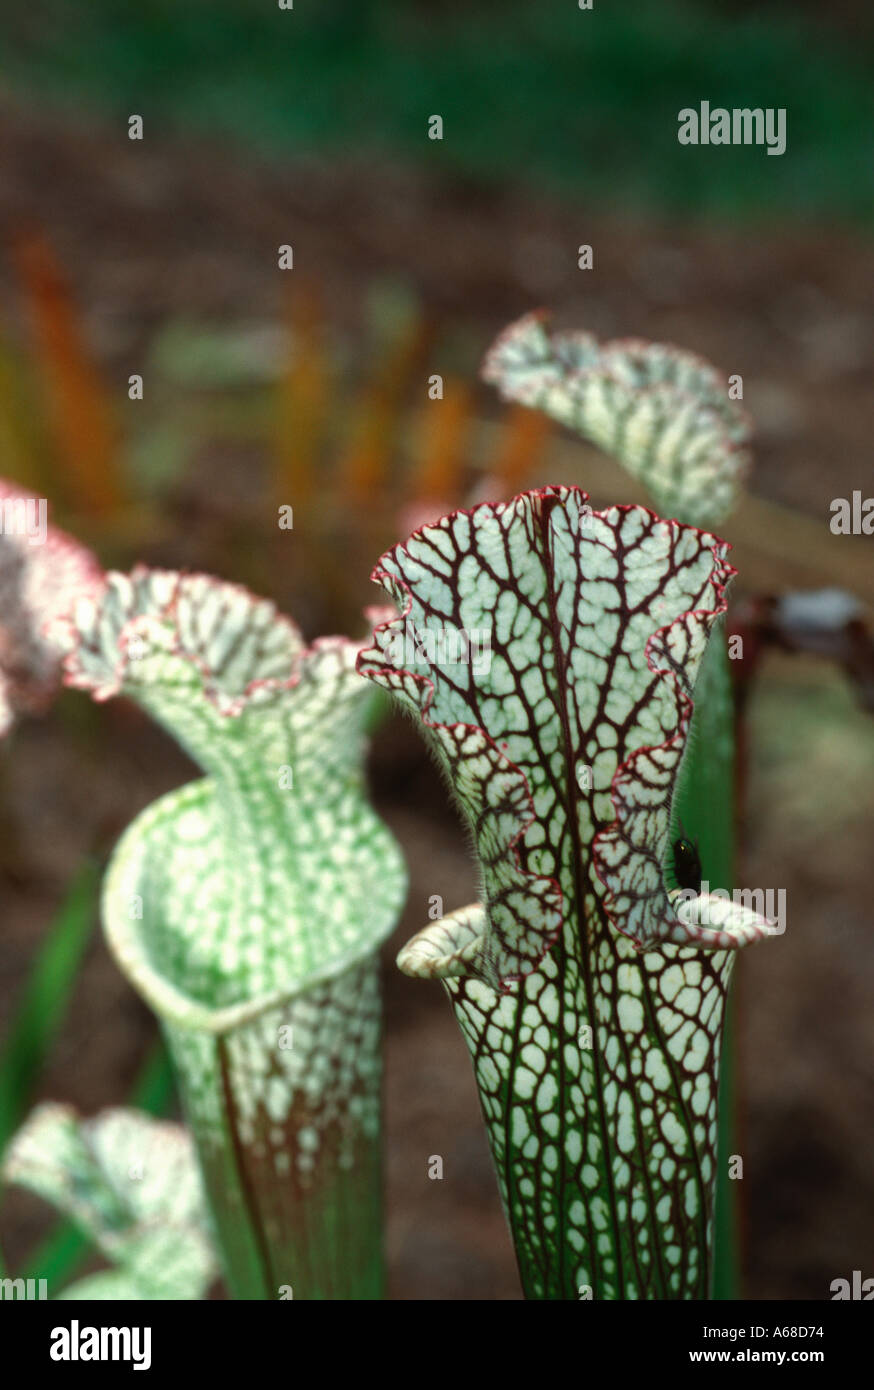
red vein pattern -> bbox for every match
[56,566,406,1298]
[358,486,773,1298]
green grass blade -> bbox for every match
[0,864,175,1291]
[129,1035,177,1116]
[672,632,740,1298]
[22,1222,90,1292]
[0,859,99,1150]
[0,859,98,1291]
[712,991,740,1298]
[18,1037,177,1289]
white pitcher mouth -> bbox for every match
[102,779,406,1035]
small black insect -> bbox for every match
[671,835,703,894]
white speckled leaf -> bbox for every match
[57,568,406,1298]
[482,313,751,526]
[2,1104,217,1299]
[57,568,407,1010]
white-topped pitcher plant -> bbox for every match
[54,569,407,1299]
[355,312,776,1299]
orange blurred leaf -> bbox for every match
[273,282,331,509]
[407,376,472,506]
[487,403,552,494]
[12,232,123,515]
[338,314,431,505]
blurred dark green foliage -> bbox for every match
[4,0,872,223]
